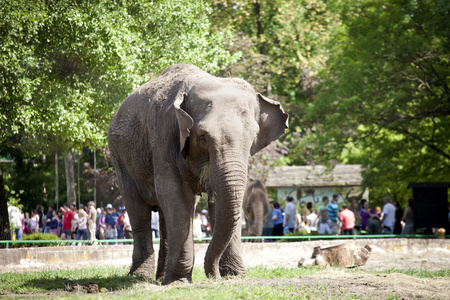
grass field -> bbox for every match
[1,265,449,299]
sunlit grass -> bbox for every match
[0,265,448,299]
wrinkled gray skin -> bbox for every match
[243,180,269,237]
[108,64,288,285]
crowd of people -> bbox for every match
[7,201,138,243]
[259,194,416,238]
[7,194,418,242]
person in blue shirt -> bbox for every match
[271,202,284,237]
[104,204,117,243]
[327,194,341,235]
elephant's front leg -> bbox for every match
[219,218,246,277]
[156,174,196,285]
[208,196,245,277]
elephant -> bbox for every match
[108,63,288,285]
[242,180,269,237]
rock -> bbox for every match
[298,242,372,268]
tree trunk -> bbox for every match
[64,149,77,205]
[0,164,11,247]
[298,242,372,268]
[55,151,59,209]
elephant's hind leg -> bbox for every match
[155,208,168,282]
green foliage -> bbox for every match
[1,0,238,154]
[209,0,336,107]
[4,185,23,208]
[302,0,450,201]
[13,232,61,248]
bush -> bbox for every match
[13,233,61,248]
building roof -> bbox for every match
[265,165,364,188]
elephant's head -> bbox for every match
[174,77,288,277]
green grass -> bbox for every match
[0,266,448,299]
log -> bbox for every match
[298,242,372,268]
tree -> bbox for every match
[208,0,337,166]
[0,0,238,244]
[304,0,450,201]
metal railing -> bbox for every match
[0,234,448,249]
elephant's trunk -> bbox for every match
[204,157,247,278]
[248,205,266,236]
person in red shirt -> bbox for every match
[340,204,355,235]
[62,203,74,240]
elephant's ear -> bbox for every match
[174,92,194,158]
[250,94,289,156]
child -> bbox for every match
[106,224,116,245]
[49,210,59,235]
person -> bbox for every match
[283,196,297,233]
[393,201,403,234]
[57,209,64,237]
[151,210,160,238]
[62,203,74,240]
[381,196,396,234]
[367,206,382,234]
[306,208,319,233]
[29,209,40,233]
[98,209,106,240]
[119,206,132,239]
[87,201,97,242]
[71,204,79,240]
[200,209,211,237]
[117,206,125,239]
[106,224,115,244]
[319,209,332,234]
[340,204,355,235]
[359,199,375,232]
[299,217,311,234]
[76,209,88,241]
[262,204,274,238]
[8,204,23,240]
[317,196,329,218]
[401,199,414,235]
[327,194,341,235]
[43,206,54,233]
[49,210,59,235]
[193,211,203,239]
[271,202,284,237]
[104,204,117,240]
[36,205,45,233]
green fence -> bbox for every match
[1,234,448,249]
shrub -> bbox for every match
[13,233,61,248]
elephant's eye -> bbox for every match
[198,135,207,148]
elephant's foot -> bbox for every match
[204,257,221,278]
[162,275,192,285]
[219,257,246,277]
[128,255,156,279]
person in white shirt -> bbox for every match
[306,208,319,233]
[151,210,160,238]
[381,196,396,234]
